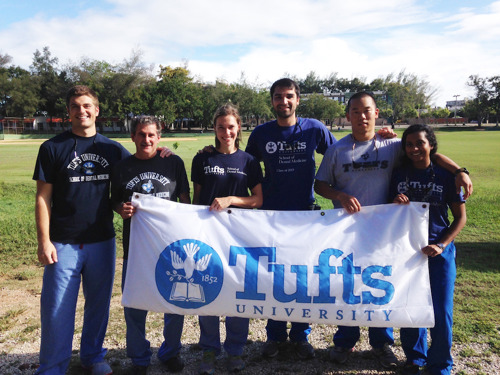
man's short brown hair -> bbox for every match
[66,85,99,108]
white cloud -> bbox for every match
[1,0,498,106]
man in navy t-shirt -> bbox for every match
[33,86,129,375]
[245,78,336,360]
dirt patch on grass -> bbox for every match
[0,261,497,375]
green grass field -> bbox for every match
[0,126,499,373]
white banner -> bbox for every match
[122,194,434,328]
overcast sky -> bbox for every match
[1,0,499,106]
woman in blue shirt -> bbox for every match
[390,124,467,375]
[191,103,263,374]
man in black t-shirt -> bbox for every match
[111,115,190,374]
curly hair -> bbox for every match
[401,124,438,165]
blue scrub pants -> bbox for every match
[265,319,311,342]
[122,260,184,366]
[36,238,115,375]
[199,316,249,356]
[401,242,456,375]
[333,326,394,349]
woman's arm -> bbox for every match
[209,183,263,211]
[421,201,467,257]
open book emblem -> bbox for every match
[156,239,223,308]
[167,242,212,302]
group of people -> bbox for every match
[33,79,470,375]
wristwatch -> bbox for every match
[437,243,446,251]
[454,167,469,175]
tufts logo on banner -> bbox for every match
[155,239,223,309]
[122,194,435,328]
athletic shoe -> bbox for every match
[198,350,216,375]
[163,355,184,373]
[82,361,113,375]
[372,343,398,368]
[329,346,353,364]
[401,362,420,375]
[226,355,245,372]
[262,340,280,358]
[295,341,315,359]
[126,364,148,375]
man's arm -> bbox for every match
[114,202,136,219]
[35,180,57,265]
[158,146,174,157]
[434,153,473,199]
[314,180,362,213]
[192,183,202,205]
[179,192,191,204]
[377,127,397,139]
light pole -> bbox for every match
[453,94,460,125]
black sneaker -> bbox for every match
[226,355,245,372]
[372,343,398,368]
[126,364,149,375]
[401,362,420,375]
[82,361,113,375]
[328,346,353,364]
[198,350,216,375]
[163,355,184,373]
[295,341,315,360]
[262,340,280,358]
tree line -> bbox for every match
[466,75,500,126]
[1,47,497,129]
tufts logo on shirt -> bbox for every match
[266,141,306,154]
[266,142,278,154]
[141,180,154,193]
[82,161,96,175]
[204,165,225,175]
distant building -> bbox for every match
[446,99,466,111]
[301,90,388,104]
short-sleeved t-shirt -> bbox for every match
[315,134,401,208]
[111,152,190,258]
[33,131,130,243]
[389,163,465,243]
[245,118,336,210]
[191,149,263,206]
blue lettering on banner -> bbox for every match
[156,240,396,320]
[228,245,394,306]
[228,305,393,322]
[228,246,276,301]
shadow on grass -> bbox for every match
[435,125,500,132]
[1,344,403,375]
[455,242,500,273]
